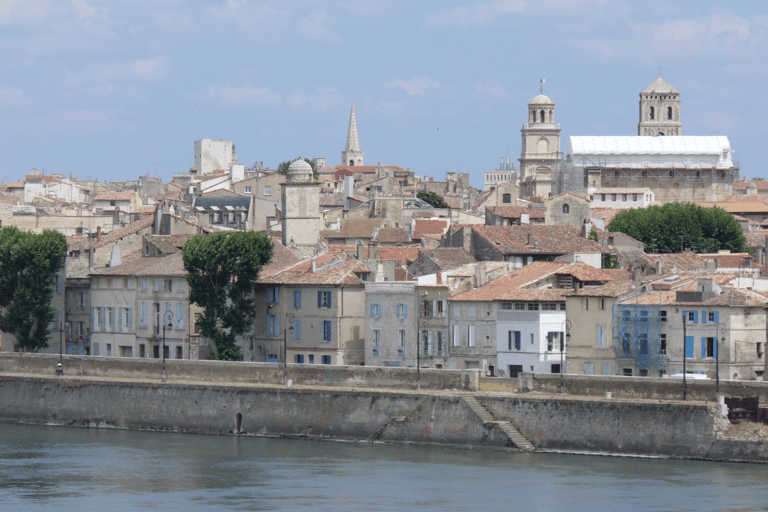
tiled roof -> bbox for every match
[601,269,633,281]
[695,201,768,213]
[445,261,510,278]
[321,219,385,240]
[93,192,137,202]
[412,219,450,240]
[258,253,369,286]
[92,251,186,277]
[319,194,345,207]
[375,228,411,243]
[69,215,155,250]
[327,245,421,265]
[569,280,635,297]
[486,206,546,219]
[698,252,756,269]
[732,181,768,191]
[589,208,623,224]
[639,252,706,273]
[419,248,476,268]
[144,234,194,254]
[554,263,614,282]
[130,205,156,214]
[449,262,571,302]
[394,265,413,281]
[471,225,606,256]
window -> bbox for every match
[583,299,589,311]
[453,304,460,316]
[686,311,696,323]
[508,365,523,378]
[308,354,315,364]
[264,186,272,196]
[660,310,667,322]
[194,313,201,334]
[399,330,406,356]
[267,354,278,363]
[294,290,301,308]
[468,325,475,347]
[452,325,460,347]
[318,291,332,308]
[623,368,633,376]
[622,333,631,356]
[703,337,716,358]
[500,302,512,310]
[596,325,606,349]
[585,363,595,375]
[502,193,511,204]
[438,332,446,357]
[244,186,252,194]
[323,320,332,341]
[396,303,408,318]
[509,331,521,351]
[163,279,173,292]
[708,311,717,323]
[515,302,525,310]
[649,106,655,120]
[667,106,672,120]
[611,194,617,202]
[527,303,539,311]
[600,299,605,311]
[294,354,305,364]
[78,292,86,309]
[639,334,649,355]
[176,346,183,359]
[562,203,570,214]
[321,355,331,364]
[371,304,382,318]
[541,303,557,311]
[622,194,627,202]
[141,279,147,292]
[660,334,667,355]
[467,305,476,318]
[373,330,380,355]
[632,194,638,201]
[601,194,606,201]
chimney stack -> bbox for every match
[96,225,102,243]
[475,261,487,288]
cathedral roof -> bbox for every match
[642,75,679,94]
[529,94,554,105]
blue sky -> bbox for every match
[0,1,766,188]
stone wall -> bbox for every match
[516,372,768,403]
[0,353,479,392]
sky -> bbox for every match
[1,1,767,189]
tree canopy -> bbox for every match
[417,190,450,209]
[182,231,273,361]
[607,203,746,254]
[277,158,317,179]
[0,227,67,351]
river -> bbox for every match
[0,423,766,511]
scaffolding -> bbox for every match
[612,304,665,373]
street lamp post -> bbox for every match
[716,322,727,397]
[682,314,687,400]
[562,320,571,394]
[162,310,173,383]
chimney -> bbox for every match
[370,245,379,261]
[527,233,533,246]
[436,272,443,285]
[656,260,662,274]
[582,219,590,239]
[475,261,487,288]
[96,225,102,243]
[312,260,317,272]
[357,243,365,261]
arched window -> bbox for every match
[502,193,511,204]
[540,110,545,123]
[669,171,675,178]
[562,203,570,214]
[349,160,354,165]
[531,111,535,123]
[649,106,655,120]
[667,107,672,120]
[658,132,665,136]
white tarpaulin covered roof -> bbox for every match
[567,136,733,170]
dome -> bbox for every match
[287,158,312,174]
[529,94,554,105]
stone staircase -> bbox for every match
[368,400,425,442]
[462,396,535,452]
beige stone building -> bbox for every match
[281,159,321,259]
[519,88,562,200]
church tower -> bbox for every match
[341,103,364,166]
[638,75,682,136]
[518,82,561,199]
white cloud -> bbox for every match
[475,80,507,99]
[207,1,335,41]
[0,87,31,108]
[72,0,96,21]
[384,76,441,96]
[286,86,344,112]
[191,84,282,108]
[427,0,525,28]
[66,57,171,85]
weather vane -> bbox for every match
[540,78,545,94]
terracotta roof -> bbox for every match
[321,219,385,240]
[412,219,450,240]
[327,244,420,265]
[92,251,186,277]
[144,234,194,254]
[732,181,768,191]
[319,194,345,207]
[418,248,476,268]
[258,253,370,286]
[445,261,509,278]
[569,280,635,297]
[639,252,706,273]
[695,201,768,213]
[486,206,546,219]
[394,265,413,281]
[601,269,633,281]
[69,215,155,251]
[93,192,137,202]
[130,205,156,214]
[470,225,605,256]
[698,252,756,269]
[374,228,411,243]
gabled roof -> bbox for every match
[418,248,476,268]
[144,234,194,255]
[321,219,386,240]
[638,252,706,273]
[486,206,546,219]
[471,225,605,256]
[91,251,186,277]
[70,215,155,251]
[93,192,137,202]
[642,75,679,94]
[412,218,450,240]
[258,253,370,286]
[374,228,411,244]
[328,245,421,265]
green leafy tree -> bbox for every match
[277,158,317,179]
[0,227,67,351]
[607,203,745,254]
[182,231,273,361]
[417,190,450,209]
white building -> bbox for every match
[194,139,236,176]
[589,188,655,209]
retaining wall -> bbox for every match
[0,353,479,392]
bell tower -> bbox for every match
[341,103,364,166]
[638,75,682,136]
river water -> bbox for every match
[0,423,766,512]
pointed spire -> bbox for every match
[345,103,361,152]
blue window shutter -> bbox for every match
[294,320,301,340]
[685,336,694,358]
[403,304,408,318]
[327,292,332,309]
[701,337,706,358]
[294,290,301,308]
[515,331,521,350]
[702,311,707,324]
[508,331,512,351]
[274,287,279,304]
[682,311,687,323]
[693,311,698,323]
[714,336,718,358]
[274,315,280,335]
[318,291,322,308]
[267,315,272,335]
[714,311,719,323]
[91,307,95,331]
[371,304,376,318]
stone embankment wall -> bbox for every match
[0,353,479,392]
[512,373,768,403]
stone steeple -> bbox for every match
[638,75,682,136]
[341,103,364,166]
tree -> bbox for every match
[0,227,67,351]
[277,157,317,179]
[607,203,746,254]
[417,190,450,209]
[182,231,273,361]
